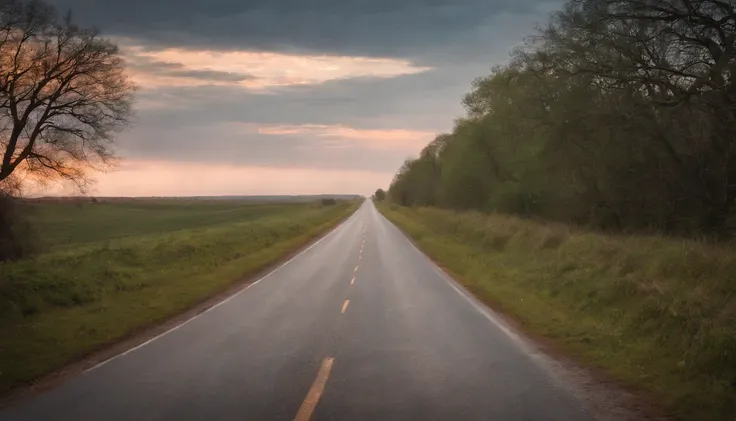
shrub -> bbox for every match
[0,194,37,262]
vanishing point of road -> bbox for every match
[2,201,596,421]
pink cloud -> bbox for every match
[120,41,432,90]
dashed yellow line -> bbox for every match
[293,357,335,421]
[341,300,350,314]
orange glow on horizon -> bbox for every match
[31,161,393,197]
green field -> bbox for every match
[26,199,322,250]
[0,198,358,394]
[379,204,736,421]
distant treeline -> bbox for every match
[388,0,736,236]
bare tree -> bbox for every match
[0,0,135,192]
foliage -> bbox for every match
[0,192,35,261]
[372,188,386,201]
[0,199,358,393]
[0,177,35,261]
[380,204,736,421]
[388,0,736,236]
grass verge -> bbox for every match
[378,204,736,421]
[0,200,358,395]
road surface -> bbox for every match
[2,200,595,421]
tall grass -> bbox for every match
[379,205,736,421]
[0,200,358,394]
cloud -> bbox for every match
[123,43,431,89]
[52,0,561,64]
[116,121,432,174]
[130,62,484,130]
[39,0,565,195]
[116,65,480,176]
[129,58,257,83]
[127,58,257,89]
[248,124,434,151]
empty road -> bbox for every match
[2,201,594,421]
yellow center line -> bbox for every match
[293,357,335,421]
[341,300,350,314]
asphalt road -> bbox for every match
[2,200,594,421]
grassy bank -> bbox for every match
[0,199,358,394]
[378,204,735,421]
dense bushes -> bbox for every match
[388,0,736,237]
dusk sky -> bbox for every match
[48,0,561,197]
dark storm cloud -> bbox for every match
[51,0,560,63]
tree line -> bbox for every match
[386,0,736,236]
